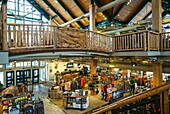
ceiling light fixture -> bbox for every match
[127,0,131,5]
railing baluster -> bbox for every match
[47,27,49,45]
[43,27,45,46]
[50,27,53,45]
[23,25,26,47]
[138,33,140,48]
[144,32,146,51]
[18,25,21,47]
[8,25,11,48]
[31,25,33,46]
[140,33,143,48]
[27,26,29,47]
[132,34,134,49]
[53,27,57,48]
[148,32,150,51]
[125,35,127,49]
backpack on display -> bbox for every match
[34,101,44,114]
[24,105,34,114]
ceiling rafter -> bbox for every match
[72,0,87,14]
[142,10,152,20]
[57,0,85,29]
[42,0,67,23]
[112,3,126,21]
[127,0,148,24]
[94,0,112,22]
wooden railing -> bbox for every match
[4,24,170,54]
[7,24,111,52]
[92,82,170,114]
[112,30,160,52]
[161,32,170,50]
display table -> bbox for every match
[63,90,89,110]
[63,96,89,110]
[48,86,63,99]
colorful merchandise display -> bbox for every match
[63,90,89,110]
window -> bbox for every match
[0,65,3,69]
[6,62,14,68]
[0,72,4,85]
[40,61,45,66]
[32,61,39,67]
[16,62,23,67]
[7,0,49,25]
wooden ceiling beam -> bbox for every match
[127,0,148,24]
[57,0,85,29]
[142,10,152,20]
[72,0,87,14]
[42,0,67,23]
[94,0,112,22]
[111,3,126,21]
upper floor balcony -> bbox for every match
[2,24,170,58]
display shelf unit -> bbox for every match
[64,96,89,111]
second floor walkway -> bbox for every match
[2,24,170,57]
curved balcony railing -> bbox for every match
[3,24,170,55]
[6,24,111,53]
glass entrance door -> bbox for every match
[6,71,14,87]
[32,69,39,84]
[16,70,31,85]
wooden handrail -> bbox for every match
[92,82,170,114]
[160,32,170,35]
[112,30,149,37]
[7,23,111,37]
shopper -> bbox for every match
[54,71,60,86]
[129,76,136,95]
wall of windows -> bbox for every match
[7,0,49,25]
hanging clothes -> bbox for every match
[71,81,79,91]
[64,81,71,91]
[80,77,86,87]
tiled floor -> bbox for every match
[35,83,109,114]
[33,83,66,114]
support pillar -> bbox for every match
[1,0,8,50]
[152,0,162,32]
[89,4,95,31]
[152,62,162,88]
[90,59,97,75]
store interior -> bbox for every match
[0,0,170,113]
[0,56,170,114]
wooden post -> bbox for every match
[163,90,169,114]
[90,59,97,75]
[152,0,162,32]
[89,4,95,31]
[53,27,58,48]
[152,62,162,88]
[1,1,8,50]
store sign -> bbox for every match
[0,51,8,64]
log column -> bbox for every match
[89,3,95,31]
[152,0,162,32]
[152,62,162,88]
[1,0,8,50]
[90,59,97,75]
